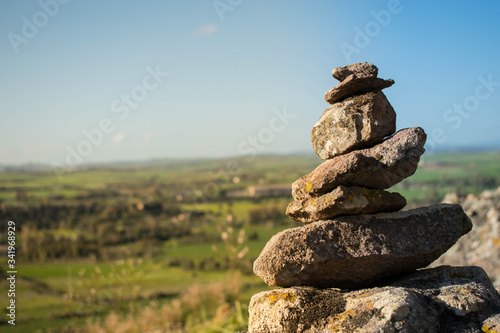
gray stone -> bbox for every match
[294,127,426,200]
[324,73,394,104]
[248,266,500,333]
[253,204,472,289]
[286,185,406,223]
[332,62,379,82]
[312,91,396,159]
[433,186,500,292]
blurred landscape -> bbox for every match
[2,0,500,331]
[0,151,499,332]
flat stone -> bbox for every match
[332,62,378,82]
[253,204,472,289]
[324,73,394,104]
[248,266,500,333]
[312,91,396,159]
[286,185,406,223]
[294,127,426,200]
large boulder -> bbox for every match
[248,266,500,333]
[312,91,396,159]
[253,204,472,288]
[434,186,500,291]
[324,73,394,104]
[294,127,426,200]
[286,185,406,223]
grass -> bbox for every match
[0,152,499,332]
[0,218,280,332]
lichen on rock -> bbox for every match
[248,266,500,333]
[246,63,500,332]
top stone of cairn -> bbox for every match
[332,62,378,82]
[325,63,394,104]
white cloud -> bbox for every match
[194,23,219,37]
[112,133,126,144]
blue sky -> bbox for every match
[1,0,499,165]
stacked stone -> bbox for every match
[246,63,500,332]
[286,62,418,224]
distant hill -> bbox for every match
[1,148,499,171]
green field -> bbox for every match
[0,152,499,332]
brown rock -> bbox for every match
[286,185,406,223]
[294,127,426,200]
[332,62,378,82]
[248,266,500,333]
[311,91,396,159]
[253,204,472,289]
[324,73,394,104]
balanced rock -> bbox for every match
[286,185,406,223]
[324,73,395,104]
[294,127,426,200]
[332,62,378,82]
[253,204,472,289]
[248,266,500,333]
[312,91,396,159]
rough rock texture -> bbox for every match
[332,62,378,82]
[483,314,500,333]
[324,73,395,104]
[294,127,426,200]
[434,186,500,291]
[286,185,406,223]
[253,204,472,288]
[312,91,396,159]
[248,266,500,333]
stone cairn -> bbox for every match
[246,63,500,332]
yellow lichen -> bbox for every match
[454,286,471,295]
[305,181,312,193]
[482,325,500,333]
[329,309,357,332]
[266,292,295,305]
[329,292,376,332]
[493,237,500,246]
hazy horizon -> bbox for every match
[2,143,499,168]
